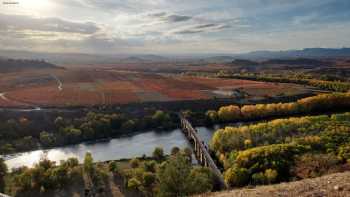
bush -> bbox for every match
[252,172,266,185]
[338,144,350,162]
[143,161,157,173]
[264,169,278,184]
[143,172,156,187]
[224,167,249,187]
[130,158,140,169]
[128,178,141,190]
[291,153,341,179]
[218,105,241,122]
[171,147,180,156]
[109,161,119,173]
[153,147,164,161]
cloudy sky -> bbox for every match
[0,0,349,54]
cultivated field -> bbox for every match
[0,67,315,107]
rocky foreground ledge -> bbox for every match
[197,172,350,197]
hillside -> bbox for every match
[0,58,61,72]
[199,172,350,197]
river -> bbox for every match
[3,126,221,169]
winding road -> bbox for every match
[51,74,63,91]
[0,92,9,101]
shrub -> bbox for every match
[291,153,341,179]
[153,147,164,161]
[264,169,278,184]
[171,147,180,156]
[338,144,350,162]
[128,178,141,190]
[143,161,157,173]
[130,158,140,169]
[224,167,249,187]
[252,172,266,185]
[218,105,241,122]
[143,172,156,187]
[109,161,119,173]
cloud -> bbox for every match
[0,13,100,34]
[149,12,192,23]
[173,23,231,34]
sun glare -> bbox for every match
[20,0,53,14]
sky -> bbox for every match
[0,0,349,54]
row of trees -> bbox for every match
[0,158,6,193]
[121,147,215,196]
[210,112,350,187]
[6,158,83,196]
[218,72,350,92]
[206,93,350,124]
[0,110,178,155]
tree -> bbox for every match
[84,152,94,176]
[218,105,241,122]
[224,167,249,187]
[157,154,192,196]
[143,172,156,187]
[183,147,193,162]
[143,161,156,173]
[188,167,214,194]
[151,110,174,129]
[206,110,219,124]
[40,131,56,147]
[0,158,7,192]
[54,116,65,128]
[157,154,215,196]
[128,178,141,190]
[171,147,180,156]
[109,161,119,174]
[153,147,164,161]
[130,158,140,169]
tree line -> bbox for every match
[0,110,178,155]
[205,93,350,124]
[218,72,350,92]
[1,147,216,197]
[210,112,350,187]
[120,147,215,196]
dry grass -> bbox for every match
[199,172,350,197]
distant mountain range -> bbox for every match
[237,48,350,60]
[0,58,62,72]
[0,48,349,65]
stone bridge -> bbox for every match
[179,114,227,189]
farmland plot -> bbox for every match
[0,68,316,107]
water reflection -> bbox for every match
[4,129,194,169]
[4,125,244,170]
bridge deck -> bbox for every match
[179,115,227,189]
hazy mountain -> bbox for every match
[238,48,350,60]
[0,58,61,72]
[0,48,349,65]
[120,55,169,63]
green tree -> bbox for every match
[153,147,164,161]
[224,167,249,187]
[188,167,214,194]
[128,178,141,190]
[158,154,192,196]
[171,147,180,156]
[0,158,7,192]
[40,131,56,147]
[130,158,140,169]
[84,152,94,176]
[109,161,119,174]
